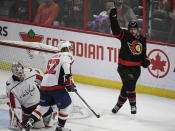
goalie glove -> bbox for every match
[142,58,150,68]
[64,74,76,92]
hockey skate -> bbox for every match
[55,125,71,131]
[131,106,137,114]
[112,104,121,114]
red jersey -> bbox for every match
[34,2,59,25]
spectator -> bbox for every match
[34,0,59,25]
[115,0,137,28]
[61,0,84,29]
[158,0,169,10]
[87,0,113,22]
[168,9,175,43]
[169,0,175,10]
[88,2,113,33]
[8,0,39,21]
[123,0,138,9]
[88,11,110,33]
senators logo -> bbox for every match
[128,41,142,55]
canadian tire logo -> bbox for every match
[19,29,44,59]
[19,29,44,42]
[148,49,170,78]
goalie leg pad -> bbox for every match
[43,105,58,127]
[33,117,45,129]
[8,108,22,130]
[32,105,50,120]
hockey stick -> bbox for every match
[74,89,100,118]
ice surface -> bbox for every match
[0,70,175,131]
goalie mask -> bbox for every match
[58,41,72,52]
[12,62,24,79]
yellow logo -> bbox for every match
[128,41,142,55]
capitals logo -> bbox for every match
[128,41,142,55]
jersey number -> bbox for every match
[45,59,60,74]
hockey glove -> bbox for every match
[35,74,43,87]
[109,8,117,20]
[64,74,76,92]
[142,58,150,68]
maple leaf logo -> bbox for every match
[150,53,166,72]
[28,29,35,39]
[148,49,170,78]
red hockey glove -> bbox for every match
[64,74,76,92]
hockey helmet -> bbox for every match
[128,21,138,30]
[58,41,72,52]
[12,62,24,78]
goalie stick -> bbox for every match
[74,89,100,118]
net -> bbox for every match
[0,40,91,118]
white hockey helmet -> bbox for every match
[12,62,24,78]
[58,41,72,52]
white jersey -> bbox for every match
[6,68,43,108]
[41,52,74,88]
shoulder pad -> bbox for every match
[24,68,43,76]
[6,81,11,86]
[6,76,13,86]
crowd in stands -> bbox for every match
[0,0,174,43]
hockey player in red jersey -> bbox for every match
[22,41,76,131]
[109,7,150,115]
[6,62,56,130]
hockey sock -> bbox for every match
[58,118,66,127]
[127,91,136,106]
[117,94,127,107]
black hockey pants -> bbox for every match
[117,64,141,107]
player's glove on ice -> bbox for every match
[64,74,76,92]
[142,58,150,68]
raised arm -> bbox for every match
[109,8,125,40]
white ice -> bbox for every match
[0,70,175,131]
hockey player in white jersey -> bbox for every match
[22,41,76,131]
[6,62,57,130]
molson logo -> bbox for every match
[19,29,44,42]
[128,41,142,55]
